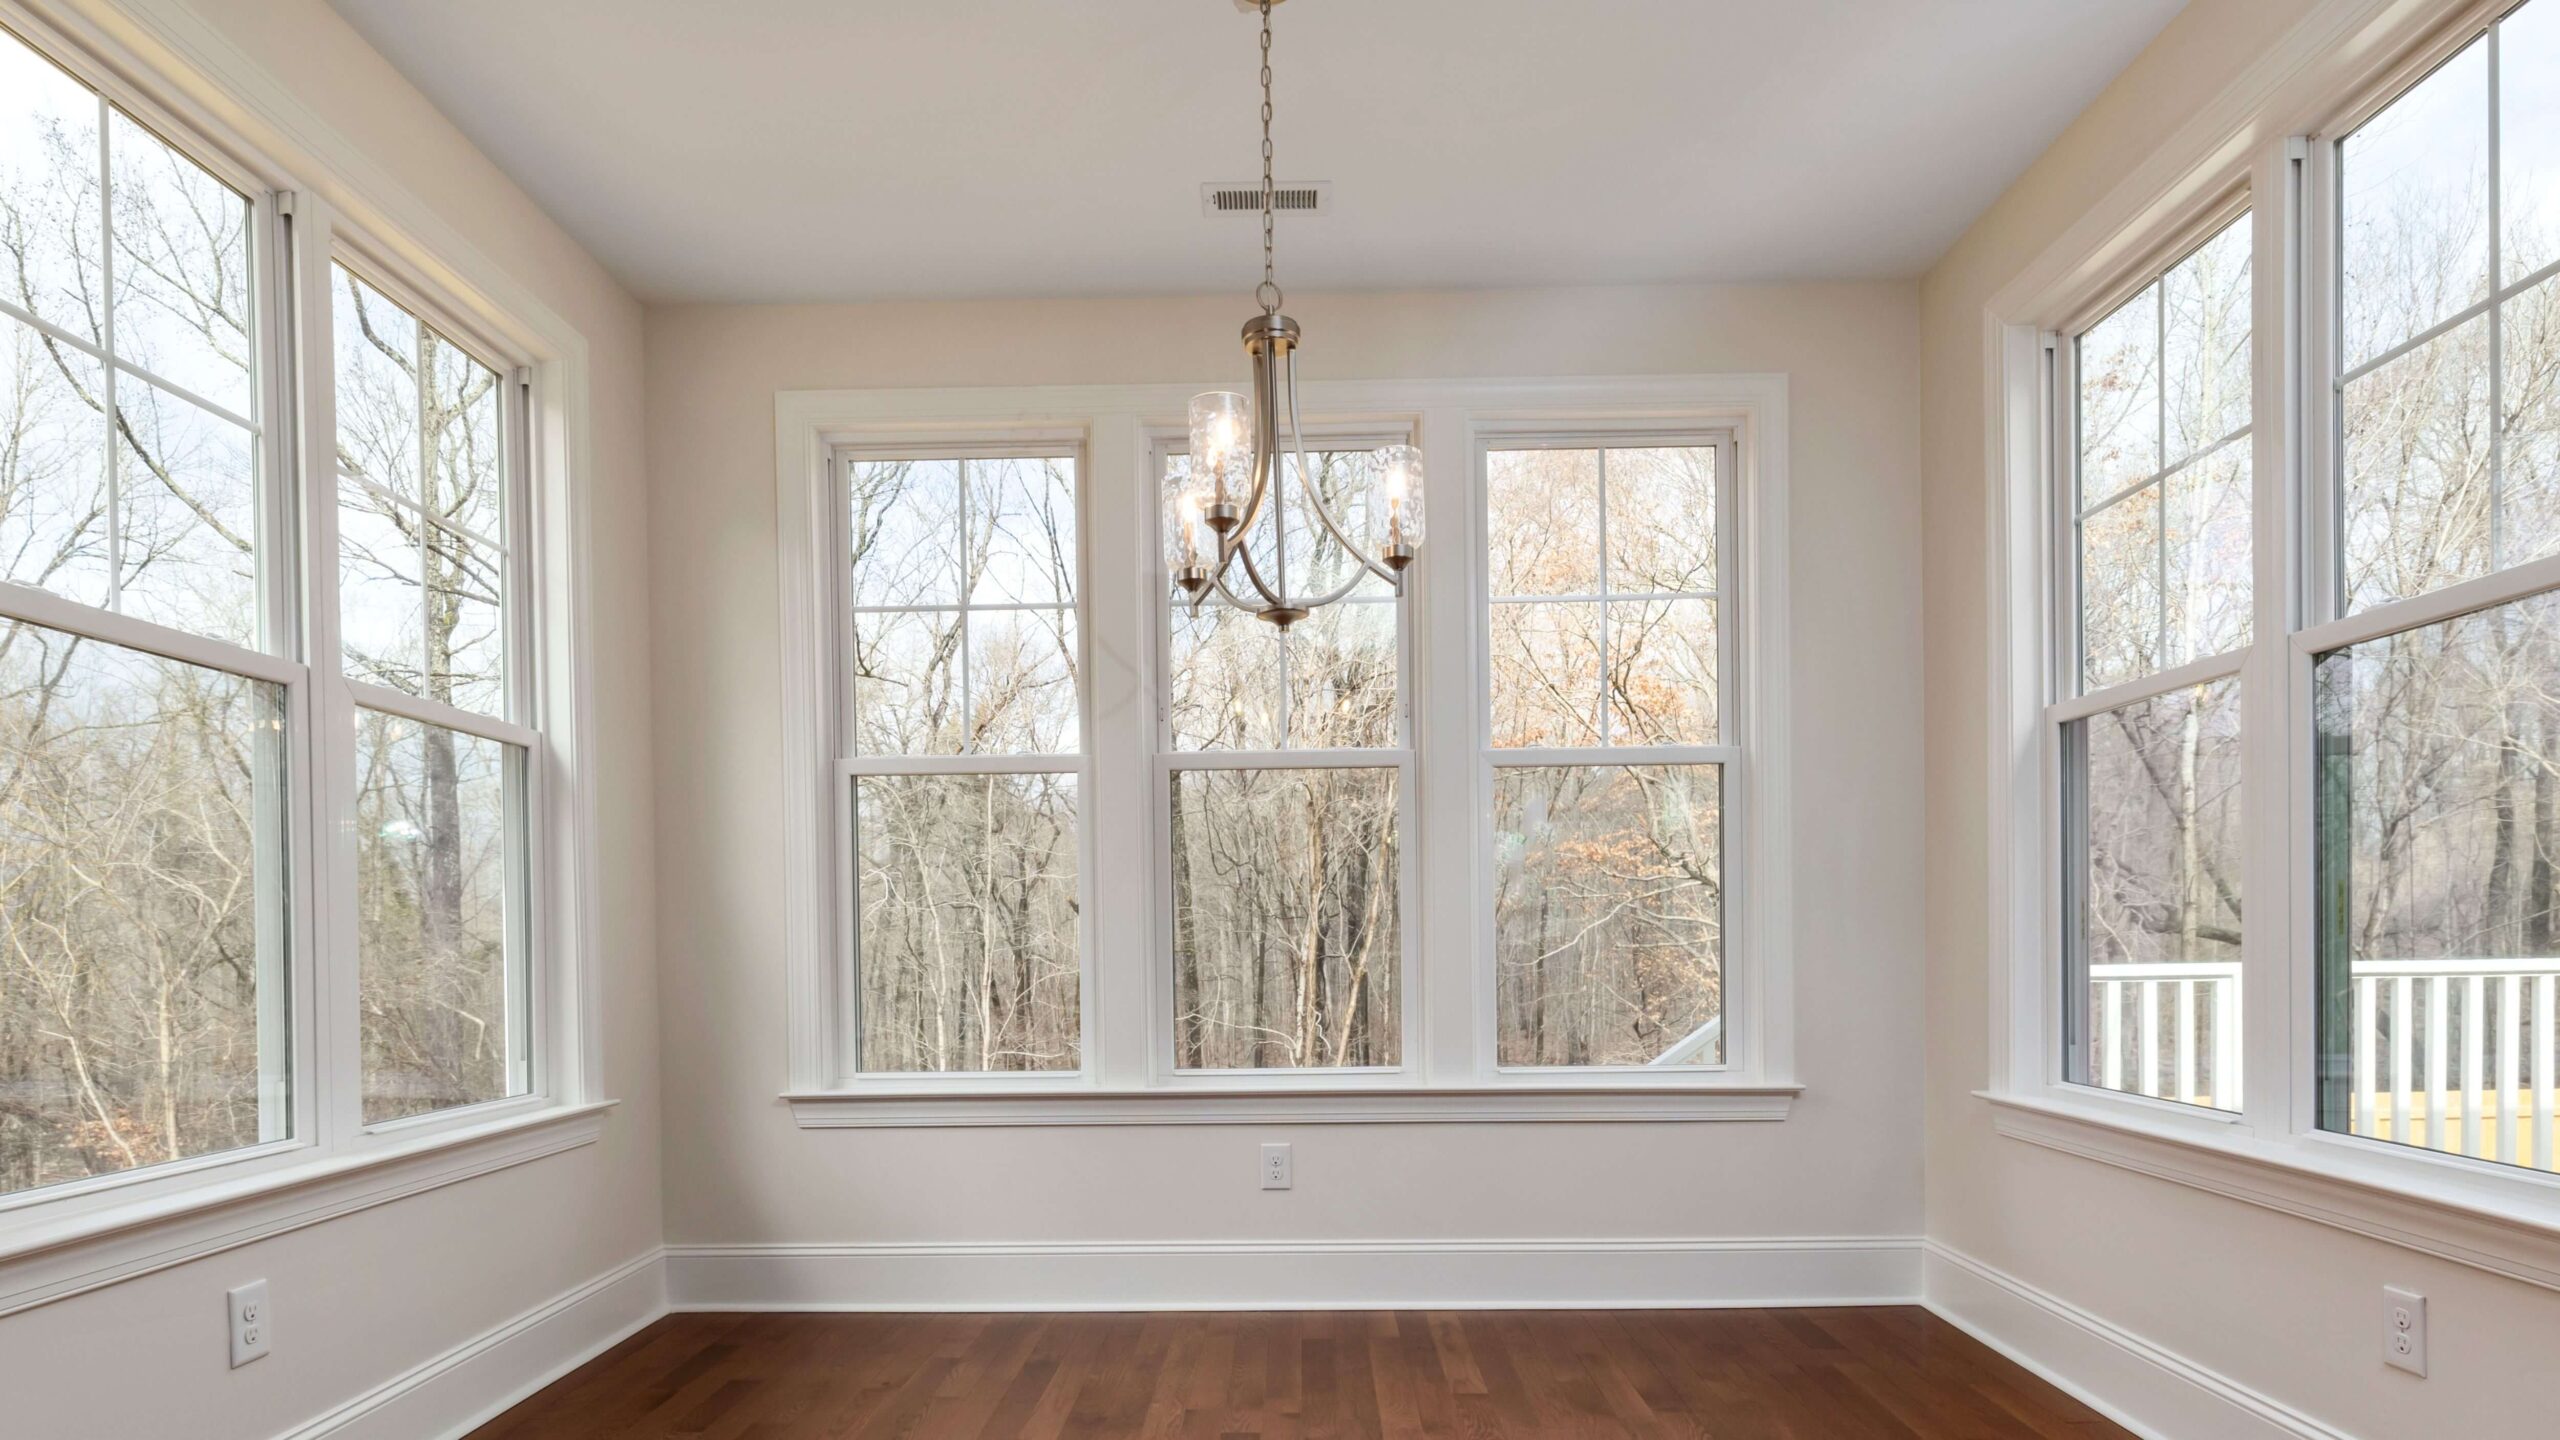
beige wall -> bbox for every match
[1921,2,2560,1436]
[644,284,1928,1251]
[0,0,661,1435]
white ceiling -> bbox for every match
[328,0,2185,305]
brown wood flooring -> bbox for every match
[467,1308,2133,1439]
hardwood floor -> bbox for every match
[468,1308,2132,1439]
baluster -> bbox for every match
[2139,979,2161,1099]
[2355,975,2377,1138]
[2177,978,2197,1105]
[2462,975,2485,1159]
[2499,974,2521,1166]
[2537,975,2556,1173]
[2219,970,2242,1110]
[2101,980,2123,1092]
[2428,975,2450,1153]
[2392,975,2414,1147]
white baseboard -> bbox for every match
[1922,1242,2352,1440]
[276,1247,668,1440]
[665,1235,1921,1312]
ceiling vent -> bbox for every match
[1201,182,1331,217]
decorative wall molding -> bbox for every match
[0,1103,613,1318]
[665,1234,1919,1312]
[1922,1242,2355,1440]
[277,1247,666,1440]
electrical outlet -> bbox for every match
[2383,1286,2426,1377]
[1260,1141,1292,1190]
[228,1280,270,1369]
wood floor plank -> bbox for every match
[466,1308,2134,1440]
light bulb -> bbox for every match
[1370,443,1425,566]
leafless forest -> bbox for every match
[0,37,511,1197]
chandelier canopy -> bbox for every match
[1164,0,1424,630]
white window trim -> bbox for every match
[775,375,1795,1125]
[1980,0,2560,1292]
[0,0,611,1297]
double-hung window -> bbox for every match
[0,11,584,1226]
[836,447,1086,1076]
[781,381,1791,1119]
[2004,0,2560,1219]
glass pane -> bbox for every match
[1170,766,1400,1069]
[1604,446,1716,594]
[2502,269,2560,569]
[1272,447,1393,600]
[966,456,1075,607]
[0,28,103,343]
[2079,482,2163,691]
[848,458,959,609]
[425,329,502,546]
[107,110,250,419]
[2072,678,2243,1111]
[0,618,285,1198]
[1170,599,1282,751]
[332,264,419,503]
[2162,216,2251,465]
[2343,36,2489,369]
[2317,591,2560,1172]
[114,374,256,647]
[357,711,520,1121]
[1489,600,1601,747]
[1286,598,1397,749]
[1605,597,1718,744]
[2505,0,2560,283]
[2162,442,2252,666]
[966,607,1076,753]
[338,485,421,693]
[854,772,1080,1074]
[1494,764,1722,1067]
[0,309,111,610]
[850,608,962,755]
[425,521,503,716]
[2077,281,2160,504]
[2342,314,2492,612]
[1488,448,1600,596]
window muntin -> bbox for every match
[0,31,262,651]
[841,451,1084,1075]
[1159,443,1407,1073]
[1486,440,1731,1069]
[2073,213,2253,693]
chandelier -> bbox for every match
[1163,0,1424,629]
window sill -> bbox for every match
[1980,1088,2560,1293]
[783,1085,1800,1128]
[0,1100,616,1317]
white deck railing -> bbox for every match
[2087,958,2560,1173]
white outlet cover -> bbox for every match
[1260,1141,1292,1190]
[2383,1285,2426,1378]
[228,1280,271,1369]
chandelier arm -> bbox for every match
[1282,348,1404,589]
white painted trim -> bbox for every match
[275,1246,666,1440]
[0,1102,613,1317]
[784,1085,1797,1127]
[1923,1242,2354,1440]
[775,374,1793,1108]
[1985,1090,2560,1294]
[666,1235,1916,1312]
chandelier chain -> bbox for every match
[1257,0,1280,314]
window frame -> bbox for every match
[1984,0,2560,1283]
[1476,426,1746,1078]
[826,434,1097,1089]
[1148,424,1423,1088]
[0,0,606,1275]
[776,377,1796,1124]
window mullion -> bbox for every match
[1089,416,1151,1090]
[2246,140,2299,1142]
